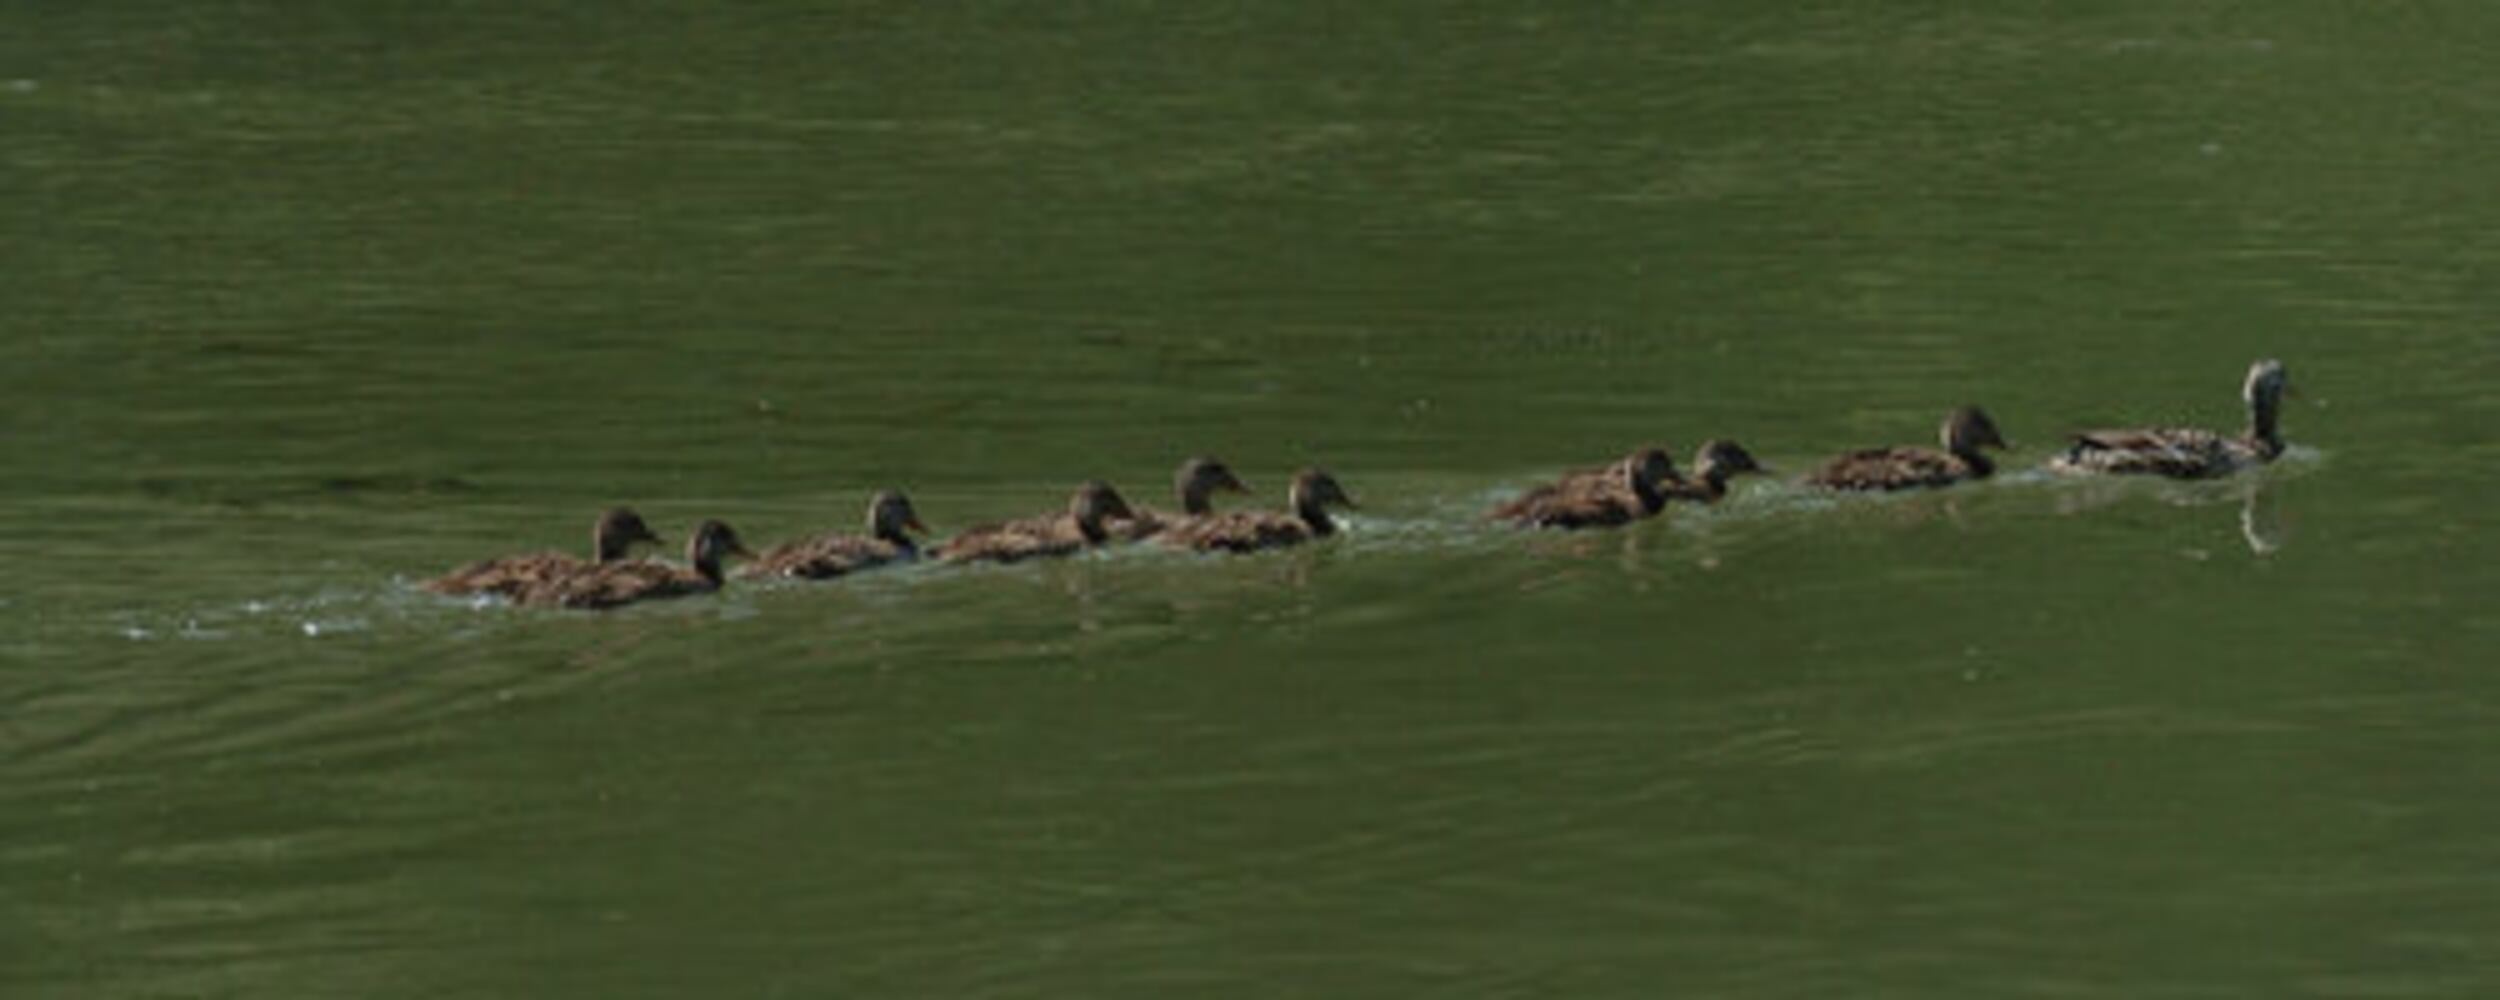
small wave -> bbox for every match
[82,445,2327,643]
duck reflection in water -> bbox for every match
[2050,471,2293,557]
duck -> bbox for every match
[1660,439,1769,503]
[422,507,663,598]
[1806,406,2009,491]
[517,519,755,610]
[1163,467,1357,553]
[1109,456,1253,541]
[741,490,927,580]
[2050,359,2292,478]
[1488,447,1678,529]
[933,481,1137,564]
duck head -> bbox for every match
[1620,447,1678,488]
[2244,358,2291,406]
[688,519,757,582]
[2244,358,2292,449]
[593,507,664,562]
[866,490,928,548]
[1069,480,1138,544]
[1288,468,1357,534]
[1616,446,1680,511]
[1692,439,1766,482]
[1941,406,2010,455]
[1175,456,1252,515]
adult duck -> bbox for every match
[1110,456,1253,541]
[1488,447,1677,529]
[1807,407,2009,491]
[518,519,755,610]
[933,481,1137,565]
[742,490,927,580]
[2050,359,2292,479]
[1661,439,1769,503]
[1164,468,1357,553]
[423,507,662,598]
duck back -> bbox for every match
[1487,480,1648,529]
[1807,447,1981,491]
[518,560,716,610]
[1162,510,1318,553]
[745,535,914,580]
[2053,428,2250,479]
[934,513,1088,564]
[423,551,591,598]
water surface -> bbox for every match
[6,3,2497,997]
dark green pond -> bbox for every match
[6,3,2496,997]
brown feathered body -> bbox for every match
[423,507,661,598]
[1807,407,2008,492]
[518,520,753,610]
[1166,468,1356,553]
[2050,360,2291,479]
[743,491,925,580]
[1489,448,1676,529]
[2052,428,2274,479]
[427,552,594,598]
[746,535,914,580]
[1809,447,1988,491]
[935,481,1135,565]
[1108,457,1251,541]
[1659,440,1767,503]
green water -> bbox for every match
[7,3,2498,996]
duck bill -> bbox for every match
[906,516,930,534]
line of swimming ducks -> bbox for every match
[423,358,2295,611]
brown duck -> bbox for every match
[2050,359,2292,479]
[1488,447,1678,529]
[517,519,755,610]
[933,481,1137,565]
[1660,439,1770,503]
[742,490,927,580]
[423,507,662,598]
[1163,468,1357,553]
[1109,456,1254,541]
[1806,406,2008,491]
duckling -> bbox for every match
[933,481,1137,565]
[2050,359,2292,478]
[742,490,927,580]
[1488,447,1678,529]
[1807,407,2009,491]
[518,519,755,610]
[423,507,663,598]
[1109,456,1254,541]
[1164,468,1357,553]
[1660,439,1769,503]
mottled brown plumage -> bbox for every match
[1659,439,1768,503]
[1489,447,1678,529]
[423,507,662,598]
[933,481,1137,565]
[742,491,927,580]
[1164,468,1357,552]
[1807,407,2008,491]
[517,519,755,610]
[2050,359,2292,479]
[1108,456,1253,541]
